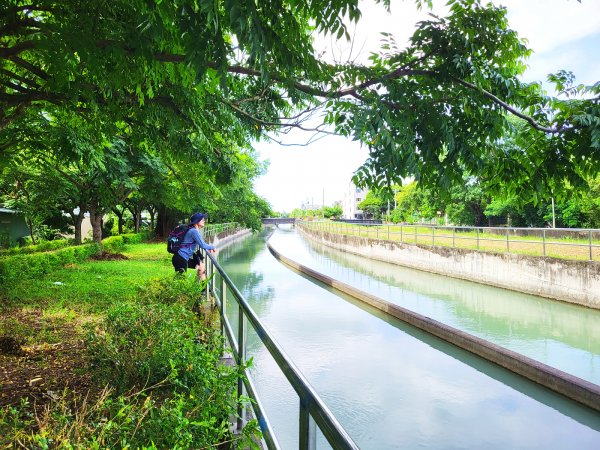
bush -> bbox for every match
[86,301,222,392]
[0,238,72,257]
[101,232,150,253]
[1,389,261,449]
[82,274,260,448]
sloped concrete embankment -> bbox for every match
[298,225,600,310]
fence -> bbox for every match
[203,249,359,450]
[204,222,241,241]
[298,220,600,262]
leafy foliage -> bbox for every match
[1,0,599,229]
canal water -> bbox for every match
[218,227,600,449]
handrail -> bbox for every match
[203,247,360,450]
[204,222,239,240]
[297,220,600,262]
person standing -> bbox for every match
[172,212,217,280]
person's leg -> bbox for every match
[172,254,187,275]
[188,253,205,281]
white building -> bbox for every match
[342,181,369,219]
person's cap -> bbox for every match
[189,212,207,225]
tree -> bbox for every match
[324,203,343,219]
[2,0,599,207]
[357,191,383,219]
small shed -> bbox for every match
[0,207,29,248]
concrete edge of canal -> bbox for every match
[296,224,600,310]
[266,240,600,415]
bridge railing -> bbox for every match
[298,220,600,262]
[203,248,359,450]
[262,217,296,224]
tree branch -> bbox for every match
[9,55,49,80]
[0,40,36,59]
[449,76,569,134]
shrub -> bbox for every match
[86,301,222,392]
[0,389,261,449]
[83,274,260,448]
[101,232,149,252]
[101,235,125,253]
[137,274,209,309]
[0,238,72,257]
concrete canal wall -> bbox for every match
[298,225,600,310]
[267,242,600,414]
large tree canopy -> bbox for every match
[1,0,598,209]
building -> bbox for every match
[342,181,369,219]
[0,207,29,247]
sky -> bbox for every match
[252,0,600,213]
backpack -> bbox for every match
[167,224,193,254]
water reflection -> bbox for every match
[267,230,600,384]
[217,229,600,450]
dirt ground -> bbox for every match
[0,309,98,414]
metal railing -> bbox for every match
[298,220,600,262]
[204,222,241,241]
[203,249,359,450]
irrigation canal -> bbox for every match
[217,226,600,449]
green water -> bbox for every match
[217,228,600,449]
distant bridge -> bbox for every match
[262,217,296,225]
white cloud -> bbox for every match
[498,0,600,54]
[253,134,369,213]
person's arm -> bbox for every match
[191,228,216,251]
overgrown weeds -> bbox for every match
[0,240,262,449]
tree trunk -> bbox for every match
[89,207,103,246]
[126,203,141,233]
[148,206,156,231]
[68,210,84,244]
[112,207,125,234]
[155,206,180,238]
[26,217,37,245]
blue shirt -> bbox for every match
[177,227,215,260]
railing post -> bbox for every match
[205,250,210,297]
[477,228,480,250]
[388,223,390,241]
[590,230,593,261]
[432,226,435,246]
[400,224,403,243]
[220,276,227,337]
[414,225,417,244]
[453,227,455,248]
[506,228,510,252]
[237,304,246,432]
[543,229,546,257]
[299,400,316,450]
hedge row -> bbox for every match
[0,238,73,257]
[101,232,150,253]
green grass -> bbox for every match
[306,222,600,261]
[1,243,176,313]
[0,240,261,449]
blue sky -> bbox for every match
[253,0,600,213]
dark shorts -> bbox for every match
[172,251,203,273]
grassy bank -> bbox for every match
[301,221,600,261]
[0,241,260,448]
